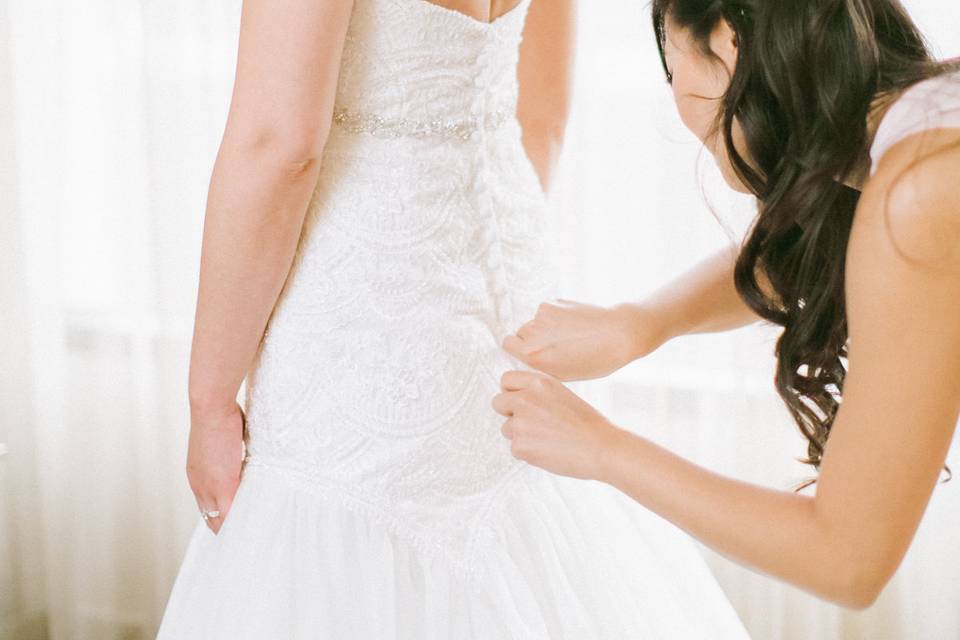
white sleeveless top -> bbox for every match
[869,67,960,175]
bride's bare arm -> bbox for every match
[516,0,576,193]
[188,0,354,412]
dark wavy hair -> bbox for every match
[651,0,958,491]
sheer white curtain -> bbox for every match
[1,1,958,639]
[2,2,240,637]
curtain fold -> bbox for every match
[1,1,957,638]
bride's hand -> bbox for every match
[186,401,246,534]
[491,369,624,480]
[502,299,665,381]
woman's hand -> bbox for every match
[491,369,625,480]
[186,401,246,534]
[502,299,665,381]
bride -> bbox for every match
[156,0,750,637]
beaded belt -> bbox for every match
[331,105,510,141]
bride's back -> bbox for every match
[420,0,524,24]
[239,0,559,574]
[327,0,533,141]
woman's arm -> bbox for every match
[494,129,960,608]
[516,0,576,193]
[188,0,354,408]
[186,0,354,533]
[503,243,762,381]
[606,132,960,608]
[639,242,762,339]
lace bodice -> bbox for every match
[333,0,529,128]
[241,0,560,576]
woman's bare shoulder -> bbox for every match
[858,127,960,266]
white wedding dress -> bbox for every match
[156,1,751,637]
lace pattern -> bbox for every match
[242,0,560,570]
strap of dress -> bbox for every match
[869,69,960,175]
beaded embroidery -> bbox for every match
[332,105,510,141]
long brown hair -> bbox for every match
[651,0,958,490]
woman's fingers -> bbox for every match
[491,390,513,417]
[197,478,239,534]
[502,334,526,360]
[504,333,552,370]
[210,490,235,535]
[187,401,246,535]
[514,322,530,340]
[500,369,543,391]
[500,417,514,439]
[196,493,221,533]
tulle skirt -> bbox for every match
[155,461,750,639]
